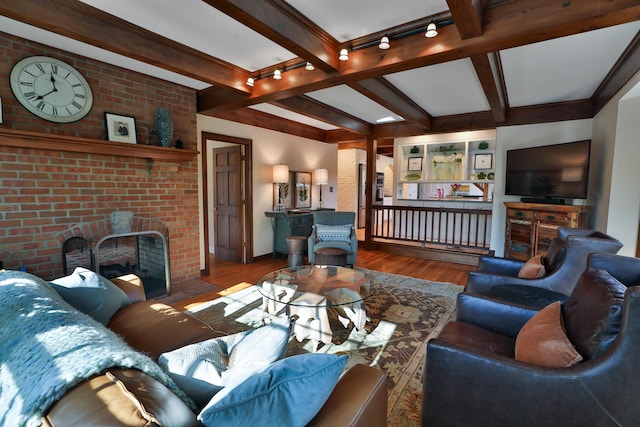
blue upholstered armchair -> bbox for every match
[307,211,358,266]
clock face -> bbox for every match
[10,56,93,123]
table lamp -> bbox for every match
[273,164,289,211]
[314,168,328,208]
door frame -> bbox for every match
[200,132,253,275]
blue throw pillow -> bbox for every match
[198,353,348,427]
[315,224,352,242]
[49,267,130,325]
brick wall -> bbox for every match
[0,31,200,286]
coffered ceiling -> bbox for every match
[1,0,640,151]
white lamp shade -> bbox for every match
[314,168,328,185]
[273,164,289,183]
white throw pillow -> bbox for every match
[159,317,290,409]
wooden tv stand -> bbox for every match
[504,202,590,261]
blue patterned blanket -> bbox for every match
[0,270,192,427]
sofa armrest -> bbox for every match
[478,256,524,276]
[456,293,539,338]
[308,228,318,263]
[44,369,202,427]
[309,364,388,427]
[111,274,146,302]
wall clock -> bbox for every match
[10,56,93,123]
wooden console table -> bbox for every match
[265,209,334,257]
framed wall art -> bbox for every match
[293,171,312,208]
[407,157,422,171]
[105,112,137,144]
[474,153,493,170]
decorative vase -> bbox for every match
[110,210,134,234]
[156,108,173,147]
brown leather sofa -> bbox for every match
[43,277,388,427]
[422,253,640,426]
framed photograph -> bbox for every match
[407,157,422,171]
[474,153,493,170]
[105,112,137,144]
[293,171,312,208]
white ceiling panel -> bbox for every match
[287,0,448,42]
[0,16,210,90]
[306,85,403,124]
[79,0,296,71]
[249,104,338,131]
[502,21,640,107]
[385,59,490,116]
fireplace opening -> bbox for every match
[62,230,171,299]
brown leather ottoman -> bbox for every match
[314,247,347,267]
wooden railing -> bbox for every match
[371,205,492,252]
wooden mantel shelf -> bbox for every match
[0,128,198,162]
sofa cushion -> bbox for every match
[108,301,222,360]
[49,267,131,325]
[315,224,352,242]
[563,268,626,360]
[158,318,290,409]
[437,321,516,358]
[518,255,546,279]
[198,354,347,427]
[515,301,583,368]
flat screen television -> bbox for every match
[505,140,591,203]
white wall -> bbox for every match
[197,115,338,265]
[493,120,593,256]
[597,73,640,256]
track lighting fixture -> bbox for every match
[425,22,438,38]
[273,69,282,80]
[379,36,390,50]
[246,77,254,87]
[339,48,349,61]
[305,62,315,71]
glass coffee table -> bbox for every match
[257,266,376,350]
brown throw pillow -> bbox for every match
[518,255,546,279]
[515,301,583,368]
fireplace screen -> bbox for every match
[63,230,170,299]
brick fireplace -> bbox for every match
[0,32,201,289]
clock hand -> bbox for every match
[33,73,58,100]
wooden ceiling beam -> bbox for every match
[271,96,372,135]
[446,0,484,39]
[204,0,340,73]
[0,0,250,94]
[470,53,507,123]
[213,108,328,142]
[198,0,640,111]
[349,78,432,129]
[592,30,640,114]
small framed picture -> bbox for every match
[105,113,137,144]
[408,157,422,171]
[474,153,493,170]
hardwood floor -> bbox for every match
[167,247,477,311]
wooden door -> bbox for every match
[213,146,243,262]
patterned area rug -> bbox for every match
[186,268,462,426]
